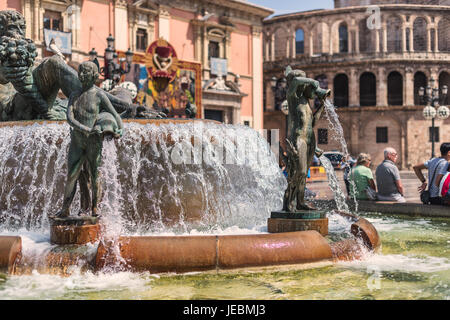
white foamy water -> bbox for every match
[0,121,286,234]
[339,252,450,274]
[319,155,350,212]
[0,269,153,300]
[323,100,359,211]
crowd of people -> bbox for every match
[343,143,450,206]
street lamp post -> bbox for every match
[88,34,134,88]
[419,79,449,158]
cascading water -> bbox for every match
[0,121,286,235]
[321,99,358,211]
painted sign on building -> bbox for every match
[43,29,72,54]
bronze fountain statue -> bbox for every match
[54,61,124,219]
[282,66,331,212]
[0,10,163,121]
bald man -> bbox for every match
[375,147,406,202]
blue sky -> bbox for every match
[249,0,334,16]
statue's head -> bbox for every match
[78,61,99,88]
[0,10,26,39]
[285,66,306,84]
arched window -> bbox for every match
[339,23,348,53]
[359,19,375,52]
[295,28,304,55]
[438,18,450,52]
[413,17,427,52]
[360,72,376,106]
[334,74,349,107]
[414,72,427,105]
[386,16,402,52]
[387,72,403,106]
[439,71,450,105]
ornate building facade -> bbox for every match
[0,0,272,129]
[263,0,450,169]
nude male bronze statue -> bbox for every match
[55,61,123,218]
[282,66,330,212]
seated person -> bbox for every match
[413,143,450,205]
[435,144,450,206]
[375,147,406,202]
[349,153,376,200]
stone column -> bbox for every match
[271,33,275,61]
[114,0,128,51]
[265,36,270,61]
[22,0,32,39]
[348,29,353,53]
[350,117,360,156]
[402,26,407,52]
[291,32,296,57]
[409,26,414,52]
[158,5,170,40]
[375,29,380,53]
[349,68,359,107]
[265,80,274,110]
[430,67,439,83]
[377,68,387,106]
[382,23,387,53]
[427,27,432,52]
[434,27,439,52]
[33,0,41,42]
[252,26,264,130]
[355,25,360,53]
[203,27,208,75]
[404,67,414,106]
[286,27,291,59]
[309,32,314,56]
[329,23,333,55]
[225,31,231,71]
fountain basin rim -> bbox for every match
[0,118,221,128]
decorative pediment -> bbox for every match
[203,76,244,96]
[131,0,159,12]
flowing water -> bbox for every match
[0,213,448,299]
[0,121,448,299]
[323,100,359,211]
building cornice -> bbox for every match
[264,4,450,25]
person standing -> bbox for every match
[349,153,377,200]
[375,147,406,202]
[413,143,450,205]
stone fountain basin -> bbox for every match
[0,214,380,275]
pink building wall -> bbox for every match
[0,0,21,12]
[80,1,111,57]
[169,8,195,61]
[240,78,253,117]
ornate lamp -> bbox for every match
[423,105,436,120]
[125,48,134,65]
[106,34,115,49]
[88,48,97,61]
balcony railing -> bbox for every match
[264,51,450,67]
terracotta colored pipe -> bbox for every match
[0,236,22,274]
[95,231,333,273]
[351,218,381,251]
